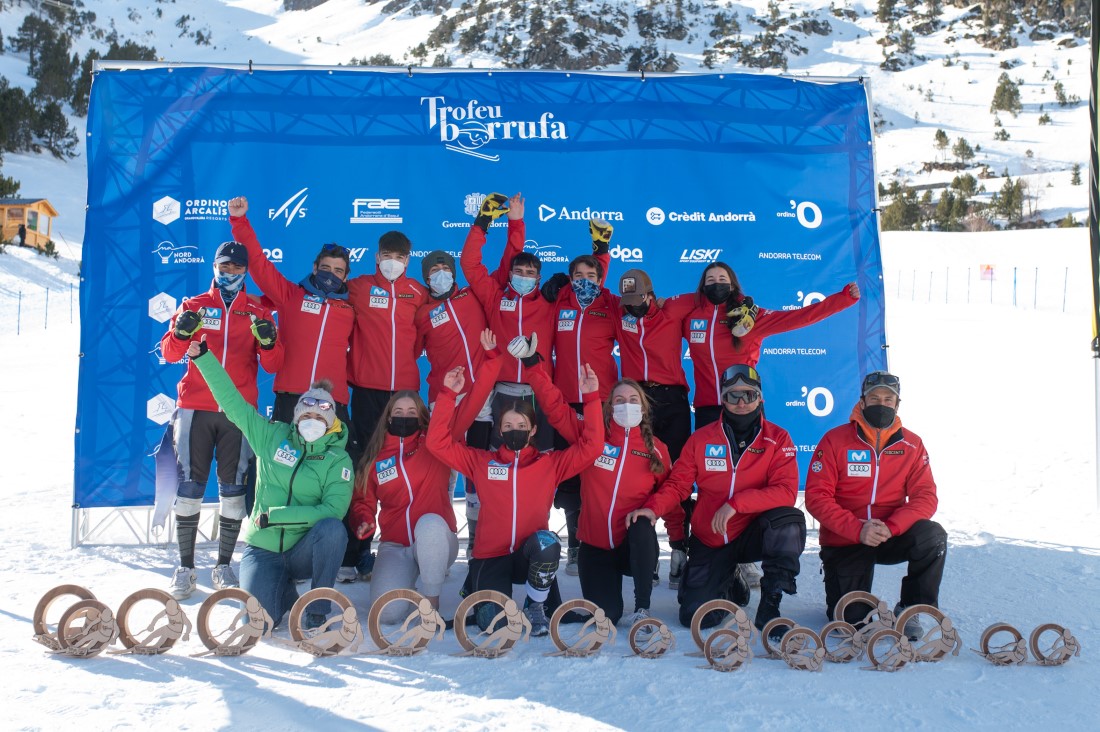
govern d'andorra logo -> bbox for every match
[421,97,568,162]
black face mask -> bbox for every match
[500,429,531,452]
[722,404,761,433]
[862,404,897,430]
[388,416,420,438]
[313,269,344,295]
[703,283,731,305]
[624,301,650,319]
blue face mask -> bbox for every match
[511,274,537,296]
[313,269,344,295]
[214,270,245,292]
[429,269,455,296]
[572,278,601,308]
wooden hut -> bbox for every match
[0,198,59,250]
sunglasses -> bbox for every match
[321,243,349,256]
[862,371,900,393]
[723,389,761,405]
[299,396,334,411]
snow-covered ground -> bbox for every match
[1,229,1097,731]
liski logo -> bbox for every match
[524,240,568,263]
[269,188,309,227]
[152,241,201,265]
[679,248,722,263]
[421,96,569,162]
[350,197,402,225]
[152,196,180,225]
[348,248,369,263]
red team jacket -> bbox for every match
[664,287,858,408]
[614,303,689,388]
[426,378,604,559]
[643,418,799,548]
[804,405,938,547]
[348,350,502,546]
[346,272,429,392]
[232,215,356,403]
[414,286,490,403]
[550,287,620,403]
[160,285,284,412]
[461,220,555,384]
[527,363,672,550]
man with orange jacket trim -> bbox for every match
[804,370,946,634]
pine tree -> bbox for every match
[1071,163,1082,185]
[34,101,78,159]
[990,72,1022,117]
[952,137,975,163]
[933,129,949,160]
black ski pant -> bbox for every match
[464,531,563,625]
[552,403,586,550]
[578,518,659,624]
[642,384,692,463]
[678,506,806,628]
[820,519,947,623]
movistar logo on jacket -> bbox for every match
[847,449,871,478]
[274,441,300,466]
[558,309,577,332]
[430,303,450,328]
[704,443,728,472]
[690,318,708,343]
[369,286,390,309]
[376,456,397,483]
[594,443,621,471]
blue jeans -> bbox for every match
[239,517,347,627]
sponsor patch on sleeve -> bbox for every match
[810,460,823,473]
[341,467,352,481]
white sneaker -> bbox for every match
[565,547,579,576]
[211,564,239,590]
[336,566,358,583]
[740,562,762,589]
[621,607,651,626]
[668,549,688,590]
[169,566,196,600]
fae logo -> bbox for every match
[679,248,722,263]
[148,292,177,323]
[153,196,180,225]
[704,443,728,471]
[152,240,202,265]
[558,309,577,332]
[269,188,309,227]
[645,207,666,226]
[376,457,398,484]
[847,449,871,478]
[350,197,402,225]
[421,96,568,162]
[609,246,643,263]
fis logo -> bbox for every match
[679,248,722,263]
[269,188,309,227]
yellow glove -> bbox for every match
[590,218,613,254]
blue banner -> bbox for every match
[77,67,885,508]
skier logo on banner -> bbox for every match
[112,588,192,655]
[452,591,530,658]
[194,589,273,657]
[366,589,445,656]
[288,589,363,657]
[546,600,616,658]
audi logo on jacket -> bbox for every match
[426,376,605,559]
[232,215,355,403]
[643,417,799,548]
[804,405,938,547]
[160,283,284,412]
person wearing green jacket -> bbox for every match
[188,338,354,629]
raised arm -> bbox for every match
[190,341,273,448]
[549,365,605,483]
[228,196,300,308]
[749,283,860,339]
[425,373,487,478]
[525,359,582,442]
[450,332,505,439]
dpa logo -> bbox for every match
[609,246,643,263]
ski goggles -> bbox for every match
[720,364,761,391]
[861,371,900,397]
[320,243,350,257]
[298,396,334,411]
[723,389,761,405]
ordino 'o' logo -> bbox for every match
[645,207,666,226]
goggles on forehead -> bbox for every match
[299,396,334,411]
[720,364,761,391]
[862,371,900,396]
[320,243,349,257]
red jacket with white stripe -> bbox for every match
[526,362,672,549]
[414,286,489,403]
[804,405,938,547]
[643,417,799,548]
[348,350,502,546]
[551,287,620,402]
[426,378,604,559]
[665,287,858,408]
[160,284,284,412]
[460,221,555,384]
[346,272,429,391]
[231,215,356,403]
[614,303,689,388]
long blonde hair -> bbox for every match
[602,378,665,475]
[355,390,430,495]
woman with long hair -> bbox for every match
[528,364,671,627]
[349,338,501,622]
[426,332,604,637]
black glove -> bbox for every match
[173,309,204,339]
[257,512,270,528]
[520,352,543,368]
[474,192,509,232]
[250,317,277,350]
[540,272,570,302]
[589,218,613,256]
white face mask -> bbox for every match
[379,259,406,281]
[429,269,454,295]
[297,418,328,443]
[612,403,643,429]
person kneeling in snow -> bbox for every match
[186,338,353,630]
[804,370,947,641]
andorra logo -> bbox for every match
[421,96,569,162]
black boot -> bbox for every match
[755,590,788,643]
[718,563,751,607]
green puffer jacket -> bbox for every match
[193,351,353,553]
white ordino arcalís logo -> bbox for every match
[269,188,308,227]
[776,199,823,229]
[537,203,623,223]
[785,386,834,417]
[152,196,180,225]
[421,96,568,162]
[350,198,402,225]
[152,241,203,265]
[147,394,175,425]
